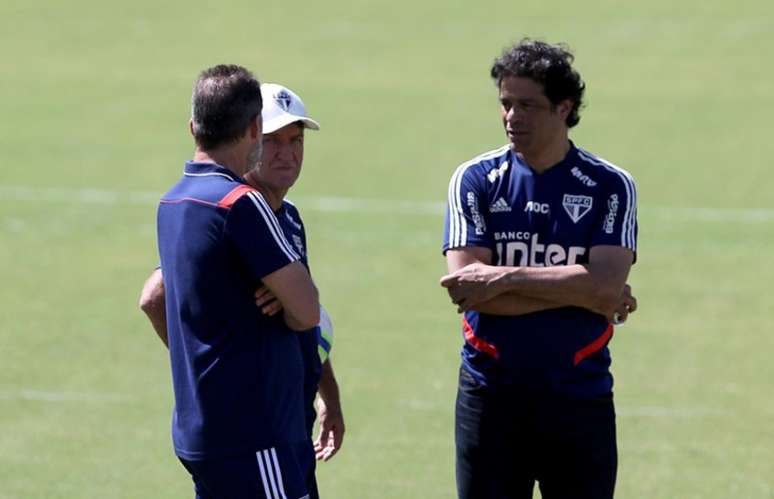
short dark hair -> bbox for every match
[490,39,585,128]
[191,65,263,150]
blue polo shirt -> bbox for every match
[157,161,306,460]
[443,143,638,398]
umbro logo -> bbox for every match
[571,166,597,187]
[285,211,302,230]
[489,197,511,213]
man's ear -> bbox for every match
[189,119,195,136]
[250,115,262,140]
[557,99,573,121]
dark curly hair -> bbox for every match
[490,39,585,128]
[191,65,263,150]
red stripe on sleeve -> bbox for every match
[217,185,257,209]
[573,324,614,366]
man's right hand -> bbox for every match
[612,284,638,324]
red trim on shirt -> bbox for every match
[462,317,499,359]
[573,324,614,366]
[217,185,257,209]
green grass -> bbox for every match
[1,0,773,497]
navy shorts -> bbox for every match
[455,366,617,499]
[179,445,309,499]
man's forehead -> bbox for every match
[499,76,545,97]
[266,122,305,138]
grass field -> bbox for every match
[1,0,773,497]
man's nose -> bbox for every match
[277,144,294,161]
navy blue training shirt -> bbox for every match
[443,143,638,398]
[157,161,307,460]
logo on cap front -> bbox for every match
[274,90,292,111]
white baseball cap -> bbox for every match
[260,83,320,134]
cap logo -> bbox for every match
[274,90,292,111]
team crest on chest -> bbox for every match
[562,194,593,223]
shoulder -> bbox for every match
[281,199,305,230]
[282,198,302,219]
[228,189,277,224]
[449,144,511,186]
[573,147,637,194]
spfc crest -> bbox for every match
[562,194,593,223]
[274,90,292,111]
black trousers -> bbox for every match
[455,367,617,499]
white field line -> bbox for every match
[617,406,728,418]
[0,388,131,403]
[1,185,773,222]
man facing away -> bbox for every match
[141,81,344,499]
[441,39,638,499]
[154,64,319,499]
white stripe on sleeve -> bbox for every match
[577,149,638,251]
[446,145,509,248]
[246,192,300,261]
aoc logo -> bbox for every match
[524,201,549,214]
[274,90,292,111]
[562,194,593,223]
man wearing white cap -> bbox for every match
[140,82,344,499]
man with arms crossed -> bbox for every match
[153,65,319,499]
[142,81,343,499]
[441,40,638,499]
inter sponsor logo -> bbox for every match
[495,233,586,266]
[562,194,593,223]
[524,201,549,214]
[571,166,597,187]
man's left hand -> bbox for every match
[314,397,345,462]
[254,286,282,316]
[440,262,505,312]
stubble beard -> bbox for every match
[244,141,263,175]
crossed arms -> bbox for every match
[441,245,637,322]
[138,266,345,460]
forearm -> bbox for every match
[317,361,342,414]
[147,309,169,347]
[495,264,624,318]
[472,291,564,316]
[139,268,169,348]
